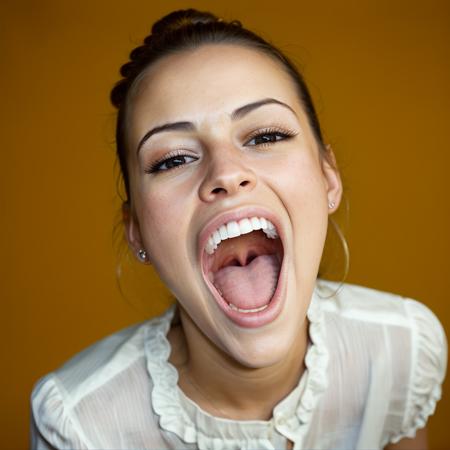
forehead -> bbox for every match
[127,44,303,135]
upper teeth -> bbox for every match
[205,216,279,255]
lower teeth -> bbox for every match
[228,302,269,313]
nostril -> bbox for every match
[207,175,254,198]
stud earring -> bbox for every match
[328,201,336,209]
[138,249,148,262]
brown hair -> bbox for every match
[110,8,328,203]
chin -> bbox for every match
[164,205,320,368]
[223,324,305,369]
[213,291,309,370]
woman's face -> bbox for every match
[124,44,342,368]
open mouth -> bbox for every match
[200,215,285,328]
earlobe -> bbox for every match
[122,202,150,264]
[322,145,343,213]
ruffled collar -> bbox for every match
[144,286,329,449]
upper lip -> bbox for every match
[198,205,285,263]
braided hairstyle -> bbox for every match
[110,9,326,204]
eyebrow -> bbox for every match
[136,98,297,154]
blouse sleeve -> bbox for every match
[31,374,90,450]
[389,299,448,444]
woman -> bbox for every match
[31,9,447,449]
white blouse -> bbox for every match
[30,280,447,450]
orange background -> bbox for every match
[1,0,449,448]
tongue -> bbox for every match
[213,254,280,310]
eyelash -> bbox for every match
[145,127,296,174]
[145,150,197,174]
[245,127,297,147]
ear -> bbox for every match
[321,145,343,213]
[122,202,150,264]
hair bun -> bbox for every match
[151,9,219,36]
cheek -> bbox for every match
[141,191,179,230]
[137,173,194,233]
[263,151,329,261]
[136,182,197,282]
[263,149,328,208]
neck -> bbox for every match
[168,307,309,421]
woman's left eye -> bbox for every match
[245,131,292,146]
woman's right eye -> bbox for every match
[146,154,197,174]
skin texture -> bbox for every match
[124,43,342,420]
[122,43,428,447]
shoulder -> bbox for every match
[43,319,149,398]
[316,279,447,445]
[317,279,410,321]
[317,279,445,333]
[30,307,175,448]
[316,279,447,375]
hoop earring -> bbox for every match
[328,217,350,283]
[317,217,350,300]
[137,249,148,262]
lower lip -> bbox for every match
[202,255,287,328]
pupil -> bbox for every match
[168,156,185,168]
[256,134,275,144]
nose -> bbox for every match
[198,148,257,202]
